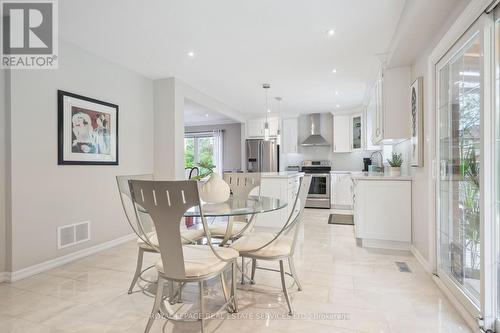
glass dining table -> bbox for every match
[183,195,287,218]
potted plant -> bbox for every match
[386,152,403,176]
[193,160,230,204]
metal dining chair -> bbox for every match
[229,175,311,315]
[128,180,239,333]
[116,175,204,294]
[208,172,261,245]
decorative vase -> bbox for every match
[388,167,401,176]
[199,173,230,203]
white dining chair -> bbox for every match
[229,175,311,315]
[116,175,204,294]
[128,180,239,333]
[208,172,261,245]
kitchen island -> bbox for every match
[352,173,412,250]
[256,171,304,229]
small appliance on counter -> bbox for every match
[286,165,300,172]
[363,158,372,172]
[301,160,331,209]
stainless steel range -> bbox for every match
[301,160,331,209]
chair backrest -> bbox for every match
[116,174,154,240]
[128,180,201,280]
[223,172,261,199]
[246,174,311,256]
[286,175,312,254]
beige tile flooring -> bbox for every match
[0,209,472,333]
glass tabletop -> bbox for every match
[136,195,286,217]
[185,195,286,217]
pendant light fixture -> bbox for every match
[275,97,282,145]
[263,83,271,141]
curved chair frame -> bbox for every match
[213,172,261,245]
[232,175,312,315]
[128,180,238,333]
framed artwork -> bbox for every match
[410,77,423,167]
[58,90,119,165]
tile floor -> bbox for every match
[0,209,472,333]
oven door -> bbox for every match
[306,173,331,208]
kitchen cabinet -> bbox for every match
[246,117,279,138]
[370,66,411,144]
[351,113,362,151]
[331,173,353,208]
[365,98,380,151]
[353,178,411,250]
[332,115,351,153]
[282,118,298,153]
[256,173,302,229]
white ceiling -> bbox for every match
[60,0,406,117]
[184,99,239,126]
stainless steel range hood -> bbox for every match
[301,113,330,146]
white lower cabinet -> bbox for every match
[353,179,411,250]
[331,173,353,208]
[256,175,301,229]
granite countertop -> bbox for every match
[260,171,304,178]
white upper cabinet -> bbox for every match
[351,113,363,151]
[365,94,381,151]
[332,115,351,153]
[246,117,279,138]
[370,66,411,144]
[282,118,298,153]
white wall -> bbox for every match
[7,42,154,271]
[394,0,470,265]
[0,69,7,273]
[185,123,242,171]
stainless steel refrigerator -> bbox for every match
[246,139,279,172]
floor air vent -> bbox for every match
[57,221,91,249]
[395,261,412,273]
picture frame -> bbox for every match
[410,77,423,167]
[58,90,119,165]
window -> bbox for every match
[184,132,215,175]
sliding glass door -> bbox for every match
[437,23,482,313]
[437,12,497,331]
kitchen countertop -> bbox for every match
[260,171,304,179]
[350,172,412,181]
[329,170,412,180]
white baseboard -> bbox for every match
[6,233,136,282]
[410,244,433,273]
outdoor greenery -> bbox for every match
[184,136,216,179]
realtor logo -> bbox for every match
[1,0,58,69]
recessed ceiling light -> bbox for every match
[331,68,337,74]
[267,109,271,113]
[205,113,209,117]
[187,51,195,58]
[327,29,335,36]
[336,104,340,108]
[335,90,339,95]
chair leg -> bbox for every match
[231,261,238,313]
[250,259,257,284]
[288,257,302,291]
[220,272,229,303]
[129,247,144,294]
[240,257,245,285]
[279,260,293,316]
[199,281,205,333]
[144,277,165,333]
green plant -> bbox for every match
[191,160,215,180]
[386,152,403,167]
